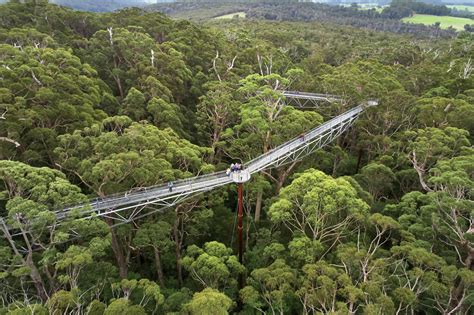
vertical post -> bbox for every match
[237,183,244,289]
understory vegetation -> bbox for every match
[0,0,473,314]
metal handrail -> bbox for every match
[57,105,364,219]
[1,94,378,230]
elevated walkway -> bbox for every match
[1,94,378,233]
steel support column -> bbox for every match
[237,183,244,289]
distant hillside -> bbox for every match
[52,0,154,12]
[149,2,458,37]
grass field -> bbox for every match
[342,3,385,13]
[214,12,246,19]
[447,5,474,13]
[402,14,474,31]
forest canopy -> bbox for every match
[0,0,473,314]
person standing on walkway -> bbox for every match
[168,181,173,192]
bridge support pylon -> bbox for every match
[237,182,244,290]
[231,170,250,290]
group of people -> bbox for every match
[226,163,242,176]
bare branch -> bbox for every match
[31,70,42,86]
[408,150,433,192]
[212,50,221,82]
[459,58,473,79]
[107,27,113,46]
[0,137,20,147]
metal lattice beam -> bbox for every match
[101,105,366,228]
[2,96,378,234]
[282,91,343,108]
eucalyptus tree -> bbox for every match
[241,259,297,315]
[428,152,474,270]
[413,97,474,137]
[263,168,406,314]
[195,81,241,163]
[268,169,369,249]
[402,127,470,192]
[0,161,108,303]
[181,241,244,292]
[316,60,413,171]
[225,71,323,222]
[55,116,213,279]
[84,26,192,103]
[0,44,107,164]
[132,221,172,288]
[0,28,57,49]
[184,287,233,315]
[382,150,474,313]
[355,162,396,201]
[110,278,164,313]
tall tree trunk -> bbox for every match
[113,75,124,99]
[356,148,363,173]
[105,218,128,279]
[332,154,340,177]
[173,216,183,288]
[209,129,221,163]
[463,246,473,270]
[26,254,49,302]
[43,265,57,294]
[0,221,48,302]
[153,247,165,288]
[254,191,263,223]
[275,162,298,194]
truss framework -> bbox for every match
[282,91,343,108]
[246,106,363,173]
[2,94,377,236]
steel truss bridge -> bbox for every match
[282,91,343,108]
[1,92,378,236]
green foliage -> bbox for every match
[0,44,107,163]
[414,97,474,136]
[181,241,244,290]
[355,162,396,200]
[5,304,48,315]
[47,290,79,315]
[103,298,146,315]
[184,288,233,315]
[87,300,106,315]
[318,60,404,102]
[133,221,172,251]
[226,72,323,161]
[269,169,369,242]
[0,1,472,313]
[241,259,297,314]
[55,117,213,195]
[83,26,191,101]
[163,288,193,313]
[110,278,164,311]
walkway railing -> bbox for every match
[1,94,377,232]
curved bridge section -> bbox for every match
[2,94,378,232]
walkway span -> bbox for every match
[53,100,377,226]
[2,94,378,234]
